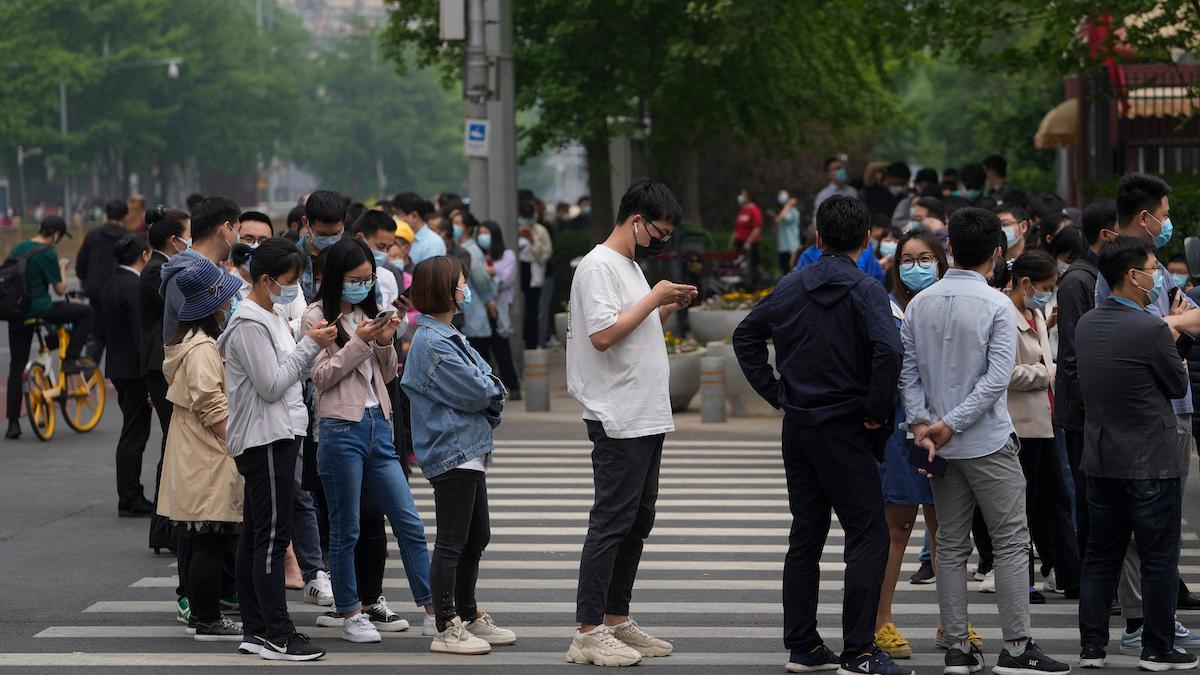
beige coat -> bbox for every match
[302,304,398,422]
[1007,303,1056,439]
[156,329,243,524]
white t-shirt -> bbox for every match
[377,270,399,308]
[457,457,487,472]
[566,245,673,439]
[343,313,380,408]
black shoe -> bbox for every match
[1030,590,1047,605]
[835,647,913,675]
[994,640,1071,675]
[1139,648,1199,672]
[238,634,265,655]
[4,421,19,440]
[911,560,936,585]
[1111,599,1123,616]
[193,616,243,642]
[786,644,839,672]
[260,632,325,661]
[945,645,984,675]
[118,501,154,518]
[1178,581,1200,611]
[1080,645,1106,669]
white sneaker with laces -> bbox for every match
[565,624,642,667]
[465,612,516,646]
[303,571,334,606]
[423,612,438,637]
[979,571,996,594]
[1044,570,1063,595]
[430,616,491,655]
[612,619,673,657]
[342,613,382,643]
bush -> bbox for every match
[550,228,595,313]
[1083,173,1200,261]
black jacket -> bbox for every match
[1186,286,1200,436]
[76,221,128,301]
[1053,254,1099,431]
[101,267,143,380]
[733,251,902,430]
[1076,298,1189,479]
[140,251,169,373]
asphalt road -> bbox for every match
[1,347,1199,673]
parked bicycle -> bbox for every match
[22,292,105,441]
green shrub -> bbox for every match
[550,229,595,312]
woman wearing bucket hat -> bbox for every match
[156,261,244,642]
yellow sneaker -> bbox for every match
[935,626,984,650]
[875,623,912,660]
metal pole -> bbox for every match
[485,0,520,353]
[465,0,489,218]
[59,82,70,219]
[17,147,27,220]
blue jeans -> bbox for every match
[318,406,432,615]
[1078,476,1182,656]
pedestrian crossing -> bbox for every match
[17,437,1200,671]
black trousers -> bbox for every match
[235,438,299,642]
[468,333,521,396]
[522,287,542,351]
[973,507,994,572]
[187,532,239,623]
[1064,429,1089,560]
[575,420,663,625]
[430,469,490,627]
[5,301,93,421]
[1018,436,1080,592]
[357,487,388,606]
[146,370,176,553]
[113,377,153,510]
[781,414,888,657]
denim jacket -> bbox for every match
[400,314,505,478]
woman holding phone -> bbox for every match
[300,238,434,644]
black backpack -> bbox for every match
[0,245,49,321]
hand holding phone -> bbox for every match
[372,309,396,324]
[908,444,948,479]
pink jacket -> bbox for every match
[302,304,398,422]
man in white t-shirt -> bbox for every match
[564,179,698,667]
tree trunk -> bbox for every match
[681,145,701,224]
[585,130,612,245]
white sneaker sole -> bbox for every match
[786,662,838,673]
[1080,657,1105,669]
[566,644,641,667]
[375,619,411,633]
[626,642,672,657]
[839,668,913,675]
[474,633,517,646]
[942,664,983,675]
[342,630,383,644]
[315,615,342,628]
[431,640,491,655]
[303,592,334,607]
[259,647,326,662]
[992,667,1068,675]
[194,633,243,642]
[1138,660,1199,672]
[237,641,262,655]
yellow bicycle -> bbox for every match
[22,307,105,441]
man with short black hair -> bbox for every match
[901,207,1068,675]
[185,193,206,214]
[1075,235,1196,671]
[161,196,240,342]
[238,211,274,247]
[813,157,857,228]
[995,203,1031,259]
[958,164,987,205]
[565,179,697,667]
[735,195,905,675]
[983,154,1012,202]
[296,190,349,302]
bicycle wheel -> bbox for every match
[62,365,105,433]
[24,363,55,441]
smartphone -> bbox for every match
[372,309,396,324]
[908,445,948,479]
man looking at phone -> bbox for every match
[734,195,904,675]
[900,207,1068,675]
[564,179,696,667]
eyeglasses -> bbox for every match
[899,255,937,270]
[240,234,270,245]
[347,274,377,285]
[641,216,672,243]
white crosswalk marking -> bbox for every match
[19,439,1200,670]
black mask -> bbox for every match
[633,218,668,260]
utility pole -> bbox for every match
[486,0,516,253]
[464,0,490,218]
[60,83,70,220]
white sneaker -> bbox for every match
[303,571,334,606]
[612,619,673,657]
[342,613,382,643]
[1043,570,1063,595]
[430,616,491,655]
[423,612,437,637]
[979,571,996,594]
[465,612,517,646]
[315,610,342,628]
[566,624,642,667]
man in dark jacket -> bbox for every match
[1075,236,1194,670]
[1054,198,1111,557]
[75,199,131,356]
[734,195,905,675]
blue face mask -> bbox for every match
[222,295,238,326]
[1174,273,1189,290]
[834,168,849,184]
[878,240,897,258]
[1134,268,1166,304]
[477,234,493,251]
[1026,288,1053,311]
[388,257,405,272]
[453,224,464,240]
[176,235,192,252]
[311,233,342,250]
[269,279,300,306]
[457,284,473,311]
[962,188,982,201]
[372,250,388,268]
[342,281,373,305]
[517,217,533,228]
[900,263,938,292]
[1146,213,1173,249]
[1003,225,1021,248]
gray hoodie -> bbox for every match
[217,298,319,457]
[160,249,212,343]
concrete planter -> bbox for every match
[667,347,706,413]
[689,308,751,345]
[703,341,782,418]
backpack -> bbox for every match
[0,245,49,321]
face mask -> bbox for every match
[581,205,591,215]
[1173,273,1189,290]
[477,234,492,250]
[889,185,907,197]
[175,236,192,252]
[457,284,473,311]
[1025,286,1053,311]
[900,263,938,292]
[1144,212,1173,249]
[311,233,342,250]
[736,194,747,206]
[1133,269,1165,304]
[962,188,981,200]
[1057,260,1070,275]
[1003,225,1021,248]
[633,217,668,260]
[388,257,405,271]
[517,217,533,228]
[372,250,388,268]
[777,192,789,206]
[906,220,921,233]
[834,168,849,184]
[248,242,260,250]
[878,240,898,258]
[342,281,373,305]
[222,295,239,326]
[269,279,300,306]
[453,224,464,240]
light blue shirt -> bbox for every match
[1094,259,1195,415]
[410,223,447,265]
[812,183,858,227]
[900,269,1018,460]
[776,207,801,254]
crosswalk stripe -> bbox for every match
[128,576,938,591]
[494,457,783,465]
[448,487,790,496]
[479,477,786,485]
[462,467,782,475]
[494,440,780,448]
[410,499,785,507]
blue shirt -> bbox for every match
[812,183,858,227]
[900,269,1018,460]
[794,245,885,282]
[1095,259,1195,415]
[410,223,447,266]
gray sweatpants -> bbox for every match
[932,437,1031,643]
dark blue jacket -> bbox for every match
[733,251,902,428]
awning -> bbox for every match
[1125,86,1200,118]
[1034,98,1079,149]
